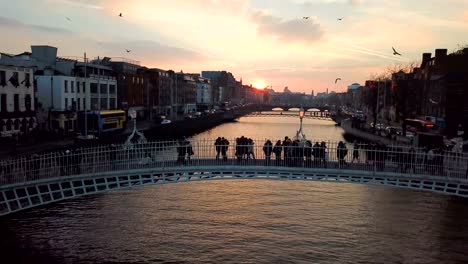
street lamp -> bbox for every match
[296,106,306,142]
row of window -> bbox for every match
[0,93,32,112]
[1,118,35,132]
[0,70,31,88]
[62,98,117,111]
[122,75,144,85]
[89,83,116,94]
[63,80,116,95]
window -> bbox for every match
[71,81,75,93]
[64,80,68,93]
[71,98,76,110]
[83,82,86,93]
[25,95,31,111]
[10,72,19,87]
[109,85,116,94]
[1,94,6,112]
[14,94,19,112]
[14,119,19,130]
[65,98,68,109]
[100,84,107,94]
[90,83,98,93]
[83,98,86,110]
[77,98,81,111]
[6,120,12,131]
[0,71,6,86]
[100,98,107,109]
[24,73,31,87]
[77,82,80,93]
[91,98,99,110]
[109,98,116,109]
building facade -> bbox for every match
[195,77,212,110]
[101,59,145,119]
[141,68,172,119]
[0,64,36,138]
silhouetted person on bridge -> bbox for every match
[247,138,255,160]
[292,139,303,167]
[177,139,187,165]
[337,141,348,167]
[186,139,194,163]
[221,137,229,161]
[319,142,327,168]
[263,140,273,165]
[283,137,292,165]
[273,140,282,165]
[312,142,320,167]
[352,141,360,163]
[215,137,222,160]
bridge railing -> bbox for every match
[1,139,467,187]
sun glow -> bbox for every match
[254,80,266,90]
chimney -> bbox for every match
[421,53,431,67]
[434,49,448,66]
[435,49,447,58]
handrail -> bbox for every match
[0,139,467,187]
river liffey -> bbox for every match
[1,116,468,264]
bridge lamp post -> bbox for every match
[297,107,306,141]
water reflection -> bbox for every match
[192,116,344,142]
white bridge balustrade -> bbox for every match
[1,139,468,216]
[244,111,332,120]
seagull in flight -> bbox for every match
[66,17,72,21]
[303,17,310,19]
[337,17,344,21]
[335,78,342,84]
[392,47,402,56]
[126,49,131,53]
[119,13,123,17]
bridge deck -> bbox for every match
[1,139,468,216]
[1,139,467,187]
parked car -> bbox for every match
[370,122,385,130]
[161,119,172,125]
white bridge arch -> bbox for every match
[1,139,467,216]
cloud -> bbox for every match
[0,15,207,70]
[463,11,468,21]
[250,11,324,43]
[0,16,72,34]
[51,0,104,9]
[349,0,363,6]
[98,40,207,68]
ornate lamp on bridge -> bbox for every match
[295,106,307,142]
[123,109,147,150]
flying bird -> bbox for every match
[337,17,344,21]
[119,13,123,17]
[303,17,310,19]
[66,17,71,21]
[126,49,131,53]
[392,47,402,56]
[335,78,342,84]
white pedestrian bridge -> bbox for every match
[1,139,467,216]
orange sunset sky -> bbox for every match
[0,0,467,93]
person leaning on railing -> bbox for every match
[273,140,282,165]
[263,140,273,164]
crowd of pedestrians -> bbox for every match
[0,136,461,185]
